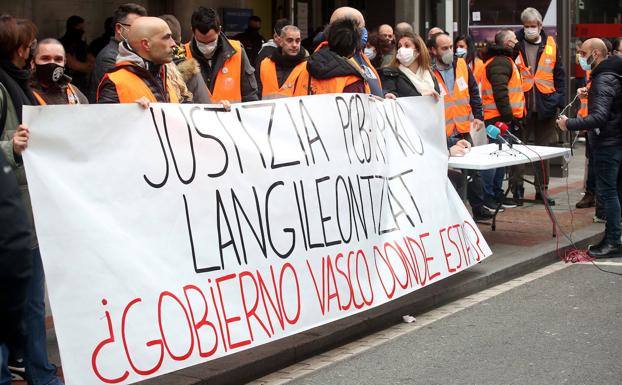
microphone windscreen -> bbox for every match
[486,125,500,139]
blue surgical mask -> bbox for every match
[579,53,593,71]
[455,47,467,57]
[359,27,368,48]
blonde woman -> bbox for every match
[380,32,440,98]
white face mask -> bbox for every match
[396,47,418,66]
[196,39,218,57]
[364,47,376,60]
[440,49,454,65]
[524,27,540,41]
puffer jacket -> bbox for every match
[306,46,367,94]
[516,28,566,119]
[481,45,518,125]
[567,56,622,148]
[380,66,440,97]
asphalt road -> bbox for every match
[288,262,622,385]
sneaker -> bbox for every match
[483,199,504,212]
[472,207,494,222]
[588,241,622,258]
[8,358,25,381]
[501,197,517,208]
[576,192,595,209]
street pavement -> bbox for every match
[285,262,622,385]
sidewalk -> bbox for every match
[36,142,603,385]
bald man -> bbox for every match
[324,6,384,96]
[97,16,179,103]
[558,38,622,258]
[395,22,414,39]
[427,27,444,41]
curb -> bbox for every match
[150,225,603,385]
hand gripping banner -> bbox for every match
[23,94,491,384]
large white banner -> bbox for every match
[23,94,491,385]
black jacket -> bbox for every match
[516,28,566,119]
[189,34,259,102]
[433,58,483,120]
[482,45,518,125]
[567,56,622,148]
[306,47,367,94]
[380,66,440,97]
[0,151,32,346]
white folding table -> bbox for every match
[449,143,571,232]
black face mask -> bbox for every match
[35,63,65,86]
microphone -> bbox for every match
[494,121,523,144]
[486,125,511,146]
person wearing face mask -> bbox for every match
[88,3,147,102]
[454,34,484,87]
[0,15,66,385]
[257,25,308,99]
[557,39,622,258]
[363,31,383,70]
[96,17,179,103]
[305,18,370,95]
[429,32,491,222]
[513,7,566,207]
[479,29,525,211]
[314,7,383,97]
[430,32,484,136]
[380,32,439,98]
[58,15,93,92]
[183,7,258,103]
[30,39,88,105]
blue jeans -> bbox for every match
[481,167,505,201]
[593,146,622,244]
[0,248,62,385]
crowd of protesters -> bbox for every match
[1,4,622,384]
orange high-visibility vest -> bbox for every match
[515,36,557,94]
[481,57,525,120]
[308,73,370,95]
[578,70,590,118]
[259,58,308,98]
[183,39,243,102]
[97,63,179,103]
[471,57,485,87]
[314,40,382,88]
[434,58,473,137]
[33,84,80,105]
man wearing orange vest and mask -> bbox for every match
[513,7,566,206]
[479,29,526,211]
[257,25,308,99]
[429,32,492,222]
[183,7,258,103]
[305,18,370,95]
[97,16,179,104]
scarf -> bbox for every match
[399,64,435,95]
[0,60,36,124]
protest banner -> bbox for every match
[23,94,492,385]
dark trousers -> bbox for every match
[511,113,558,194]
[593,146,622,243]
[450,133,485,209]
